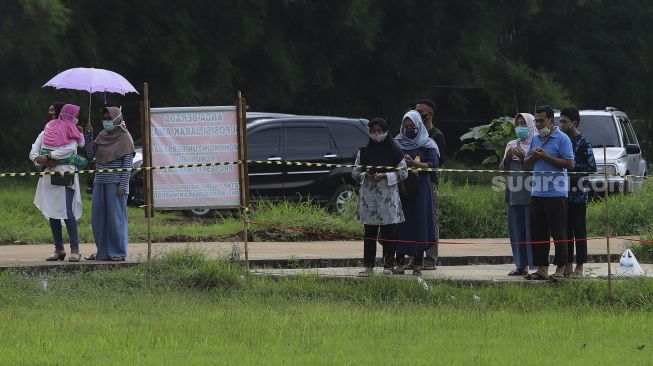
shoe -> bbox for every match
[383,268,393,275]
[358,268,374,277]
[46,250,66,261]
[84,253,96,260]
[422,265,437,271]
[392,267,405,275]
[412,266,422,276]
[110,256,126,262]
[68,252,81,262]
[508,268,528,276]
[403,264,414,271]
[524,272,549,281]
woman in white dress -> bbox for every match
[29,103,84,262]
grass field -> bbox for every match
[0,250,652,365]
[1,175,652,248]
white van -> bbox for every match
[555,107,647,194]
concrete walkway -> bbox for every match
[254,263,653,281]
[0,237,634,267]
[0,237,647,282]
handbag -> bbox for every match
[50,172,74,186]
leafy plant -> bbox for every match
[459,117,516,165]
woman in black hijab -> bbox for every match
[352,118,408,277]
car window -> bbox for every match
[617,118,631,146]
[329,123,369,155]
[248,127,281,160]
[576,115,621,148]
[621,117,638,145]
[284,126,335,159]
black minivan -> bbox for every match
[128,115,370,217]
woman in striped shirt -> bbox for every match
[84,107,135,261]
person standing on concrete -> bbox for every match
[415,98,443,270]
[393,111,439,276]
[500,113,536,275]
[84,107,135,262]
[524,105,574,280]
[559,107,596,277]
[353,118,408,276]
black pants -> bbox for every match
[363,224,397,268]
[530,196,568,266]
[567,202,588,265]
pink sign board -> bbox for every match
[149,106,241,209]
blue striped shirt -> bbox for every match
[85,132,133,193]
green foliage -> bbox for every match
[459,116,515,165]
[4,1,653,165]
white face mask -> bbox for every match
[370,132,387,143]
[538,123,551,138]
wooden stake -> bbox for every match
[603,145,612,300]
[142,83,153,277]
[236,91,250,271]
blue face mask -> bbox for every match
[515,126,530,140]
[404,127,418,139]
[103,120,116,131]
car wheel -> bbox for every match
[183,208,215,218]
[330,185,357,214]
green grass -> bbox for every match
[0,178,359,244]
[0,250,652,365]
[2,175,652,246]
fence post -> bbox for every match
[603,145,612,300]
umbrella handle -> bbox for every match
[88,93,92,124]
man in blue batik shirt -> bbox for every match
[524,105,575,280]
[559,107,596,277]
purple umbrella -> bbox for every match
[43,67,139,122]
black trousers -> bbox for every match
[567,202,588,265]
[363,224,397,268]
[530,196,568,266]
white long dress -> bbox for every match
[29,131,83,220]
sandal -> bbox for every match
[68,253,81,262]
[549,273,566,282]
[508,268,528,276]
[84,253,96,261]
[524,272,549,281]
[110,256,125,262]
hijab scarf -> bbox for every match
[394,110,439,155]
[43,104,83,147]
[93,106,135,164]
[359,118,404,171]
[502,112,535,162]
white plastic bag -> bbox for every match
[618,249,645,276]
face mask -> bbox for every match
[538,124,551,138]
[103,120,116,131]
[404,127,418,139]
[370,132,387,143]
[515,126,530,140]
[60,113,78,125]
[562,125,574,135]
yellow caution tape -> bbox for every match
[0,159,648,180]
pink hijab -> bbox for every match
[501,112,536,165]
[43,104,83,147]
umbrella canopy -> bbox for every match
[43,67,139,95]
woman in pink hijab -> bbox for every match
[500,113,536,276]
